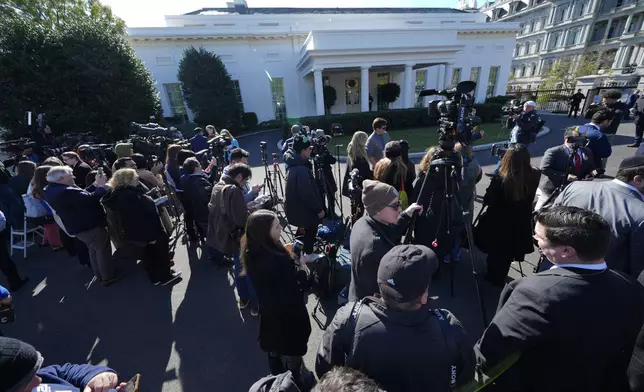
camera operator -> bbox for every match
[568,89,585,118]
[553,156,644,277]
[207,163,257,314]
[205,124,218,140]
[313,130,338,219]
[181,157,212,243]
[317,244,474,392]
[241,210,312,386]
[281,125,302,155]
[0,336,130,392]
[61,152,92,189]
[629,92,644,148]
[221,148,261,203]
[342,131,373,219]
[284,135,325,262]
[131,153,164,190]
[488,101,543,176]
[577,110,613,173]
[474,206,644,392]
[44,166,120,286]
[220,129,240,163]
[349,180,421,301]
[101,169,182,286]
[535,128,595,210]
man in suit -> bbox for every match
[61,151,92,189]
[474,206,644,392]
[535,127,595,210]
[554,156,644,277]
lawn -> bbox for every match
[328,122,508,154]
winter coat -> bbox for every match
[8,175,30,199]
[476,172,540,260]
[190,134,208,153]
[44,183,107,235]
[284,150,323,229]
[603,101,630,135]
[246,248,311,356]
[342,156,373,197]
[100,185,165,243]
[207,175,248,254]
[348,214,411,302]
[72,161,92,189]
[181,173,212,223]
[0,184,24,230]
[36,363,114,391]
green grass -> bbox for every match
[329,122,508,154]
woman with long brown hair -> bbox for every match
[240,209,311,385]
[373,141,407,193]
[475,145,541,286]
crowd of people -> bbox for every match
[1,88,644,392]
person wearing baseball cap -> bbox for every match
[0,336,127,392]
[284,134,325,262]
[347,180,422,302]
[553,155,644,276]
[316,245,473,392]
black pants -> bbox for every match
[485,252,513,286]
[268,352,303,381]
[178,193,197,238]
[635,122,643,145]
[141,234,172,282]
[301,226,317,254]
[568,103,580,118]
[0,229,22,287]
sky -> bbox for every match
[100,0,459,27]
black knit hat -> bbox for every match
[293,134,312,152]
[0,337,43,392]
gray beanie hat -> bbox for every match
[362,180,399,216]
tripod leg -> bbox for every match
[518,260,525,277]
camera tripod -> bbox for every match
[260,146,294,242]
[404,152,488,329]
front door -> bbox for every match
[345,77,361,113]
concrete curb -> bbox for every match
[278,126,551,162]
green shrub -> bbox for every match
[298,108,437,134]
[473,103,504,123]
[242,112,258,130]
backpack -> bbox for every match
[248,371,302,392]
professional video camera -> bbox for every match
[567,135,590,149]
[423,81,481,153]
[501,99,523,116]
[130,121,174,138]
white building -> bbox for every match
[128,2,519,123]
[476,0,644,91]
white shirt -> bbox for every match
[611,179,644,201]
[550,262,607,271]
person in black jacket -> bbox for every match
[568,89,585,118]
[284,135,325,261]
[61,152,92,189]
[180,157,212,242]
[598,89,629,168]
[241,210,312,387]
[342,131,373,220]
[44,166,119,286]
[348,180,421,302]
[101,168,181,286]
[476,145,540,286]
[317,244,474,392]
[474,206,644,392]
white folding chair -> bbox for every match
[11,196,46,258]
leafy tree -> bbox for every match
[323,85,337,115]
[0,18,160,139]
[177,46,242,129]
[541,52,614,89]
[0,0,126,35]
[377,83,401,108]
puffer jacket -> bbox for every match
[283,149,323,228]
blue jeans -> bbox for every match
[233,252,257,306]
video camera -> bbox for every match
[501,99,523,116]
[566,135,590,149]
[422,81,480,151]
[130,121,174,138]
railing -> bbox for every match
[506,88,576,113]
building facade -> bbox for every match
[476,0,644,91]
[127,2,518,123]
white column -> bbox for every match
[360,66,370,112]
[313,69,325,116]
[612,46,626,69]
[403,64,414,108]
[478,66,490,103]
[562,29,570,46]
[581,24,592,43]
[424,67,432,106]
[436,64,446,91]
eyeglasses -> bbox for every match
[387,201,401,210]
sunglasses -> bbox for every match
[387,201,401,209]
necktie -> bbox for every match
[574,152,581,173]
